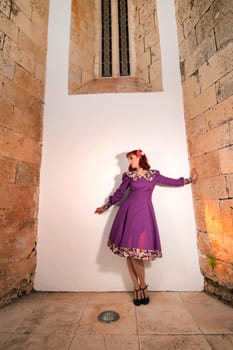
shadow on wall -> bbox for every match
[95,152,129,290]
[95,152,152,290]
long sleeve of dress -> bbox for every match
[109,172,131,205]
[155,170,185,187]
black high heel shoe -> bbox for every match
[141,285,150,305]
[133,288,142,306]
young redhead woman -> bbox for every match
[95,150,198,306]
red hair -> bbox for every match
[126,149,151,171]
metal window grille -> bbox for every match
[101,0,130,77]
[118,0,130,76]
[101,0,112,77]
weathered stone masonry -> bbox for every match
[0,0,49,307]
[175,0,233,304]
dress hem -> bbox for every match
[108,240,162,261]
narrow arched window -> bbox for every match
[101,0,130,77]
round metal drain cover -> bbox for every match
[97,310,120,323]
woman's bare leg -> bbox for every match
[126,257,142,302]
[131,258,149,299]
[126,257,140,289]
[131,259,145,286]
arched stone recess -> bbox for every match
[68,0,163,94]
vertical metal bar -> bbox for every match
[101,0,112,77]
[118,0,130,76]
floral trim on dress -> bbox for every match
[126,169,157,182]
[108,240,162,261]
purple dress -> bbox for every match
[107,169,185,260]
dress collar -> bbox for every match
[126,169,157,182]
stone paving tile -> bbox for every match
[69,334,105,350]
[140,335,212,350]
[179,291,224,304]
[183,301,233,334]
[0,332,73,350]
[104,334,139,350]
[76,302,137,335]
[37,291,90,304]
[0,297,39,332]
[11,293,43,306]
[205,334,233,350]
[149,291,184,305]
[136,302,200,334]
[86,292,132,305]
[70,334,140,350]
[0,333,12,348]
[15,300,85,336]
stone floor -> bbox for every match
[0,291,233,349]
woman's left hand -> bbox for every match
[184,168,198,185]
[190,168,198,183]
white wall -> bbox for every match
[34,0,203,291]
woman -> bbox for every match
[95,149,198,306]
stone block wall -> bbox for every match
[69,0,96,93]
[0,0,49,307]
[135,0,162,91]
[175,0,233,304]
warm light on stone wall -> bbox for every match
[175,0,233,305]
[204,200,222,235]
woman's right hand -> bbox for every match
[94,206,106,214]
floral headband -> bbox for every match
[136,149,144,157]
